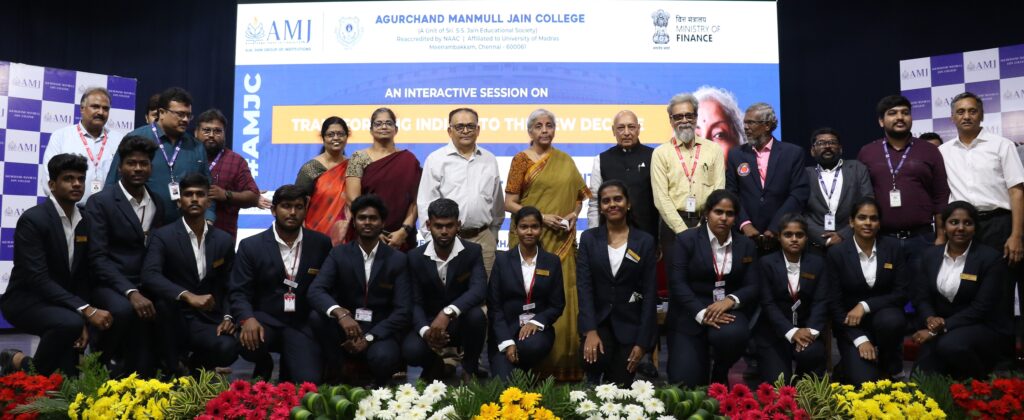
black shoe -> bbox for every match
[0,349,23,375]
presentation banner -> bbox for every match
[234,0,781,245]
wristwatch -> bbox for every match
[364,334,375,343]
[402,224,416,236]
[443,306,457,318]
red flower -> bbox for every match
[777,396,797,412]
[740,397,760,412]
[721,397,739,416]
[299,382,318,396]
[973,379,994,396]
[709,383,729,399]
[756,383,776,404]
[230,380,251,393]
[731,384,752,399]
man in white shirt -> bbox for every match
[417,108,503,276]
[43,87,126,205]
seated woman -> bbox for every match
[911,201,1013,379]
[667,189,759,387]
[827,197,907,384]
[576,180,658,385]
[754,214,830,383]
[488,206,566,380]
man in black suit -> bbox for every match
[86,136,165,377]
[308,194,410,386]
[803,128,874,252]
[727,103,809,253]
[0,154,113,375]
[402,198,487,381]
[142,173,239,373]
[229,184,332,382]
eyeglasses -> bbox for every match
[372,120,396,128]
[324,131,347,139]
[670,113,698,122]
[614,124,639,133]
[814,140,839,147]
[163,109,192,120]
[450,123,478,132]
[743,120,769,126]
[199,127,224,135]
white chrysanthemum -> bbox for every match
[630,380,656,400]
[595,384,618,401]
[413,399,432,412]
[428,406,455,420]
[355,413,368,420]
[569,390,589,402]
[359,399,374,411]
[657,416,675,420]
[626,414,645,420]
[397,410,427,420]
[600,402,622,416]
[642,398,665,414]
[375,409,396,420]
[423,381,446,402]
[576,400,599,414]
[624,404,645,417]
[396,383,419,401]
[586,415,603,420]
[372,388,393,401]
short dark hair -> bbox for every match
[513,206,543,226]
[777,213,808,233]
[427,198,460,220]
[371,107,397,123]
[942,200,979,223]
[179,172,210,192]
[117,135,158,161]
[48,153,88,180]
[918,132,942,142]
[195,108,227,127]
[158,87,193,109]
[272,184,307,206]
[147,93,161,112]
[810,127,841,144]
[351,194,388,221]
[876,95,911,119]
[851,196,880,220]
[951,92,985,114]
[448,107,479,124]
[79,87,111,106]
[703,189,741,216]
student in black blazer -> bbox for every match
[308,194,411,386]
[403,198,487,381]
[85,136,165,377]
[577,181,658,385]
[0,155,113,375]
[911,201,1013,379]
[488,206,565,380]
[667,189,759,387]
[827,197,908,384]
[142,173,239,373]
[754,214,830,382]
[229,185,333,383]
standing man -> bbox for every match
[727,102,809,253]
[588,110,659,239]
[919,132,943,147]
[145,93,160,125]
[196,108,268,239]
[107,87,214,225]
[652,93,726,267]
[857,95,949,261]
[417,108,503,275]
[803,128,874,251]
[43,87,126,205]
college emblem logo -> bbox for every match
[335,17,363,48]
[245,18,266,43]
[737,162,751,177]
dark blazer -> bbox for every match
[826,236,907,342]
[668,227,760,335]
[757,251,830,337]
[307,241,411,340]
[407,239,487,332]
[912,243,1013,336]
[0,201,90,315]
[576,226,658,350]
[141,220,234,322]
[228,227,333,328]
[726,140,809,233]
[86,184,165,294]
[803,160,874,247]
[488,247,565,345]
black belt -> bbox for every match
[677,210,700,220]
[881,225,933,239]
[977,208,1011,221]
[459,226,486,238]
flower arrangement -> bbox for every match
[200,379,317,420]
[313,381,454,420]
[707,382,808,420]
[0,371,63,420]
[567,381,672,420]
[67,373,178,419]
[950,377,1024,419]
[833,380,946,419]
[473,387,558,420]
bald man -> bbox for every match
[587,110,659,238]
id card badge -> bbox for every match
[791,300,801,325]
[824,213,836,231]
[714,280,726,288]
[355,308,373,322]
[283,292,296,312]
[889,189,902,208]
[169,182,181,201]
[91,180,103,194]
[522,303,536,311]
[685,195,697,213]
[713,288,726,302]
[518,312,535,327]
[283,278,298,289]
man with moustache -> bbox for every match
[43,87,126,204]
[857,95,949,261]
[803,128,874,251]
[727,102,809,254]
[652,93,726,268]
[106,87,214,225]
[587,110,659,239]
[195,109,268,239]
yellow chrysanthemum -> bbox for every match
[500,387,525,406]
[520,392,540,409]
[475,402,501,420]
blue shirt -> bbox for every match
[106,124,215,224]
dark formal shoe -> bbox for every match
[0,349,23,375]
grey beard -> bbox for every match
[675,126,695,144]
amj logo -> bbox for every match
[901,68,929,80]
[11,78,41,89]
[967,60,997,71]
[44,112,73,124]
[246,18,312,44]
[6,141,38,153]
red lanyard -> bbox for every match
[525,271,537,306]
[284,243,302,282]
[76,125,108,170]
[786,276,799,301]
[710,242,729,283]
[673,141,701,185]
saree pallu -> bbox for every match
[360,150,422,251]
[305,160,349,246]
[508,148,590,381]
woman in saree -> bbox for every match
[504,108,590,381]
[345,107,422,251]
[295,116,350,245]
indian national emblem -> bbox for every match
[336,17,363,48]
[651,9,670,45]
[245,17,265,43]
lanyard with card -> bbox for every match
[787,278,801,325]
[674,141,702,213]
[355,272,374,322]
[152,124,183,200]
[208,149,225,173]
[519,271,538,326]
[710,243,729,302]
[882,140,912,208]
[282,245,302,312]
[816,162,842,231]
[76,125,108,193]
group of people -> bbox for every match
[1,85,1021,389]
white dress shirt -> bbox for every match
[853,240,878,347]
[782,258,821,342]
[695,227,741,325]
[43,123,125,204]
[816,160,844,216]
[49,196,82,270]
[272,222,304,279]
[941,132,1024,211]
[497,246,546,352]
[608,243,626,277]
[936,243,970,302]
[327,241,381,317]
[118,180,155,235]
[416,143,504,237]
[183,219,208,281]
[419,238,467,337]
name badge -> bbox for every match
[714,280,726,288]
[518,312,535,327]
[713,288,726,302]
[800,272,815,280]
[536,269,550,277]
[824,213,836,231]
[883,262,894,270]
[283,278,299,289]
[626,249,641,263]
[307,268,320,275]
[168,182,181,201]
[91,180,103,194]
[685,195,697,213]
[283,292,296,312]
[355,308,373,322]
[522,302,536,311]
[212,258,224,268]
[889,189,902,208]
[75,235,88,243]
[960,273,978,282]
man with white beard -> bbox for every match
[651,93,726,268]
